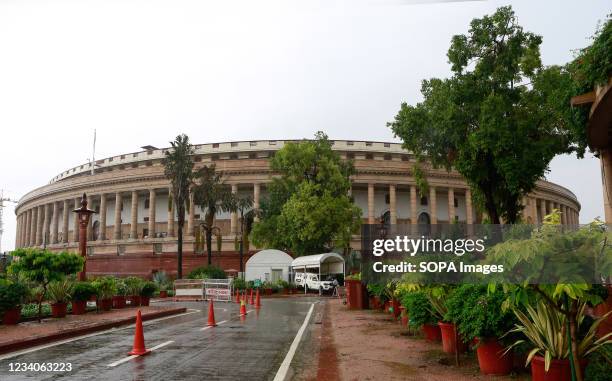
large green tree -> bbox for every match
[389,6,578,224]
[251,132,361,256]
[162,134,195,279]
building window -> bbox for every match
[366,142,373,147]
[347,152,355,159]
[347,141,354,146]
[131,163,138,168]
[109,157,113,162]
[454,198,458,208]
[133,153,138,157]
[249,153,256,159]
[250,141,257,146]
[230,153,238,159]
[121,155,125,159]
[401,155,409,161]
[420,196,428,206]
[194,155,202,162]
[154,243,162,254]
[144,217,149,222]
[146,161,153,167]
[147,150,153,155]
[194,214,200,219]
[143,228,148,237]
[384,143,390,148]
[231,142,238,147]
[213,143,219,148]
[144,199,150,209]
[211,154,219,161]
[384,154,392,161]
[269,141,277,145]
[366,153,373,160]
[385,194,390,204]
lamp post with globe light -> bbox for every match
[73,193,96,281]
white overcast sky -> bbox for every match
[0,0,610,251]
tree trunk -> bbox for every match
[206,229,213,266]
[177,223,183,279]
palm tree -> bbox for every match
[192,164,233,266]
[162,134,195,279]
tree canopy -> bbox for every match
[389,6,580,224]
[250,132,361,256]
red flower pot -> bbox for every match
[391,299,401,319]
[422,323,442,342]
[51,302,68,318]
[531,355,588,381]
[140,296,150,306]
[265,288,273,296]
[475,338,513,375]
[71,300,87,315]
[438,322,467,354]
[2,307,21,325]
[283,288,289,295]
[99,298,112,311]
[128,295,141,307]
[159,290,168,298]
[399,307,408,327]
[112,296,126,309]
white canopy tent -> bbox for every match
[245,249,293,282]
[290,253,345,294]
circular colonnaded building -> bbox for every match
[14,140,581,278]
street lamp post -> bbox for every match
[73,193,96,281]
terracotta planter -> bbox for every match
[438,322,467,354]
[128,295,141,307]
[71,300,87,315]
[593,285,612,337]
[283,288,289,295]
[51,302,68,318]
[422,323,442,342]
[140,296,150,306]
[99,298,112,311]
[2,307,21,325]
[265,288,273,296]
[159,290,168,298]
[475,338,513,375]
[112,295,126,309]
[531,355,587,381]
[345,280,368,310]
[399,307,408,327]
[391,299,401,319]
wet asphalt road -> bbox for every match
[0,297,321,381]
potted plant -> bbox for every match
[366,283,386,310]
[153,271,169,298]
[277,280,290,295]
[71,282,96,315]
[92,276,116,311]
[47,279,74,318]
[124,277,143,306]
[506,300,611,381]
[445,284,515,374]
[0,279,28,325]
[402,290,441,342]
[140,281,157,306]
[262,281,273,296]
[113,279,127,309]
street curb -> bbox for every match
[0,307,187,355]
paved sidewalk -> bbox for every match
[326,299,529,381]
[0,306,186,355]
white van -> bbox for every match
[294,273,333,291]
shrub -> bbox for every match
[152,271,169,291]
[92,277,117,300]
[115,279,128,296]
[401,291,439,327]
[48,279,74,303]
[585,343,612,381]
[124,277,143,296]
[187,266,226,280]
[72,282,97,302]
[367,283,389,303]
[0,279,28,312]
[140,282,157,298]
[232,277,246,290]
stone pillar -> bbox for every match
[36,205,44,246]
[253,183,260,222]
[187,190,195,236]
[51,201,59,244]
[230,184,238,234]
[448,188,455,223]
[466,189,473,224]
[62,200,69,243]
[410,186,417,224]
[148,189,156,238]
[368,183,375,224]
[429,187,437,224]
[389,184,397,225]
[531,197,538,224]
[167,188,175,237]
[130,191,138,239]
[114,192,122,240]
[73,198,80,242]
[99,193,107,240]
[540,199,546,223]
[15,215,20,248]
[26,209,32,246]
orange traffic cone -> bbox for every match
[239,299,247,316]
[255,289,261,309]
[207,299,217,327]
[128,310,151,356]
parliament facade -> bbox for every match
[14,140,581,277]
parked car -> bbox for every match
[294,273,333,292]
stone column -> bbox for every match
[187,190,195,236]
[62,200,69,243]
[429,187,437,224]
[410,186,417,224]
[130,191,138,239]
[368,183,375,224]
[148,189,156,238]
[389,184,397,225]
[36,205,44,246]
[167,188,175,237]
[15,215,20,248]
[465,189,473,224]
[448,188,455,223]
[73,198,80,242]
[26,209,32,246]
[230,184,238,234]
[86,194,94,240]
[539,199,546,223]
[99,193,107,240]
[253,183,260,222]
[530,197,538,224]
[114,192,122,240]
[51,202,59,244]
